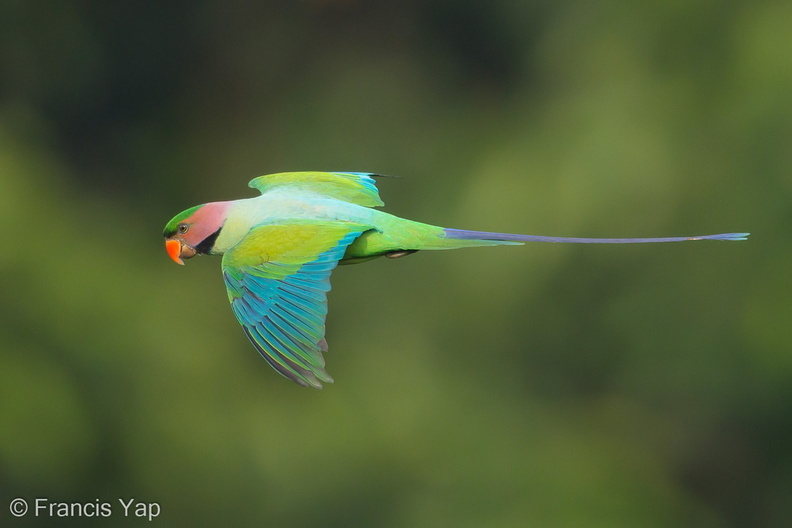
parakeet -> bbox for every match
[163,172,748,388]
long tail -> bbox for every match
[444,229,750,244]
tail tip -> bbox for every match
[702,232,750,241]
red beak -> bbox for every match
[165,239,184,265]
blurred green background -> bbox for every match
[1,1,790,526]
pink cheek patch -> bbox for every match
[186,201,230,244]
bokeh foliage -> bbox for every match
[1,1,790,526]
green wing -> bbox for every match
[248,172,385,207]
[222,221,370,388]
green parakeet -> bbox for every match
[163,172,748,388]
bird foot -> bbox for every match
[385,250,418,259]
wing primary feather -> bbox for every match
[264,305,323,351]
[267,308,323,346]
[257,317,318,369]
[248,324,332,388]
[274,299,324,333]
[277,287,326,320]
[243,326,316,388]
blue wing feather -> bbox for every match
[222,229,364,388]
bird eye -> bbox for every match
[178,223,189,234]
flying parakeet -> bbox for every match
[163,172,748,389]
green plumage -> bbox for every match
[163,171,748,388]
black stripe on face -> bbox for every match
[195,227,222,255]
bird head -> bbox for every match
[163,202,230,264]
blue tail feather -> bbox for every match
[444,229,750,244]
